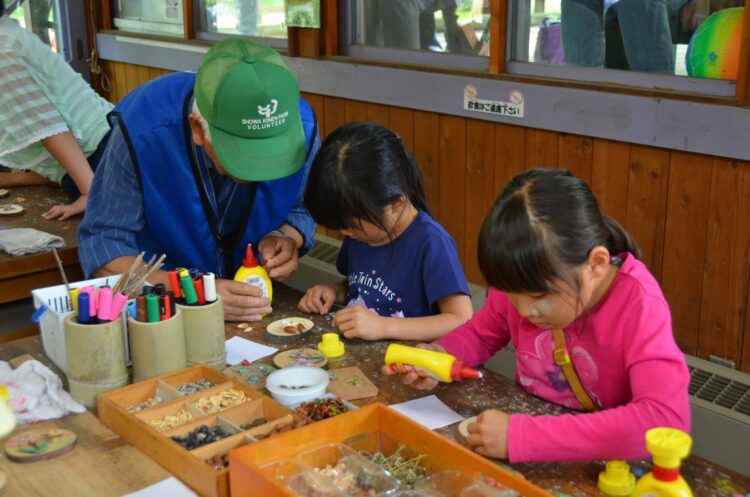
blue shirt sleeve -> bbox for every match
[421,232,471,308]
[283,131,320,256]
[77,122,144,277]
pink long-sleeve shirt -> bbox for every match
[435,254,690,463]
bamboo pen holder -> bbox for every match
[64,314,128,407]
[178,295,226,370]
[128,308,187,382]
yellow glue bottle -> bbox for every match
[0,385,17,437]
[384,343,482,383]
[233,244,273,303]
[631,428,694,497]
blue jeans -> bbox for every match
[561,0,688,73]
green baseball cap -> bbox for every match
[195,38,305,181]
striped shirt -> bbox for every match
[0,16,113,182]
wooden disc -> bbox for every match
[273,348,328,369]
[0,204,24,216]
[457,416,478,439]
[5,428,76,463]
[265,317,314,342]
[0,189,8,199]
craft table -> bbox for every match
[0,186,83,307]
[0,284,748,497]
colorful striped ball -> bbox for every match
[686,7,744,80]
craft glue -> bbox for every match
[0,385,17,437]
[234,244,273,303]
[631,428,694,497]
[384,343,482,383]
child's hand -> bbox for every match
[465,409,510,459]
[298,285,337,314]
[381,343,446,390]
[333,306,387,340]
[42,194,87,221]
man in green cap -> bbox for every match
[79,39,320,321]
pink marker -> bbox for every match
[108,292,129,321]
[98,287,113,322]
[80,286,97,317]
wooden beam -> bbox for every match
[100,0,111,30]
[322,0,339,56]
[182,0,195,39]
[489,0,507,74]
[736,5,750,104]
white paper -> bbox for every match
[121,477,198,497]
[225,336,278,365]
[389,395,465,430]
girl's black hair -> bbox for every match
[304,122,430,232]
[478,168,640,293]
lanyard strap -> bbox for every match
[551,328,600,412]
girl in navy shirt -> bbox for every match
[299,122,473,340]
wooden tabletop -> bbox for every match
[1,284,748,497]
[228,284,750,497]
[0,186,83,306]
[0,337,170,497]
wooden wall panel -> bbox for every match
[437,115,467,263]
[464,120,497,284]
[591,139,630,225]
[558,135,593,185]
[413,111,441,219]
[625,146,670,279]
[96,64,750,372]
[698,160,750,367]
[661,153,713,356]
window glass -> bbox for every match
[511,0,745,80]
[351,0,491,57]
[195,0,288,38]
[112,0,184,37]
[10,0,60,53]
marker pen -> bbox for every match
[78,293,91,324]
[193,277,206,305]
[69,288,81,317]
[203,273,217,303]
[146,294,159,323]
[136,296,147,322]
[98,287,113,323]
[179,270,198,305]
[168,270,183,298]
[109,292,128,321]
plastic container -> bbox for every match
[296,443,400,497]
[179,295,227,370]
[631,428,694,497]
[32,274,133,373]
[265,367,329,407]
[128,308,187,382]
[384,343,482,383]
[64,314,128,407]
[415,470,475,497]
[234,244,272,303]
[460,482,519,497]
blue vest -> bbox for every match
[110,72,317,277]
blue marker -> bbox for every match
[78,293,91,324]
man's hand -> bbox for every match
[380,342,447,390]
[332,306,389,340]
[466,409,510,459]
[298,284,338,315]
[216,278,272,321]
[42,194,87,220]
[258,233,299,281]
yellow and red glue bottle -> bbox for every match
[384,343,482,382]
[631,428,694,497]
[233,244,273,304]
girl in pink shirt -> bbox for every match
[386,168,690,463]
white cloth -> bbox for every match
[0,228,65,256]
[0,359,85,423]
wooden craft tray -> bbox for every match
[229,403,553,497]
[98,365,293,497]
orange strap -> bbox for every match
[552,328,600,412]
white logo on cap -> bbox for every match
[257,99,278,118]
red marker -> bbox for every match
[193,277,206,305]
[160,294,172,321]
[168,270,183,298]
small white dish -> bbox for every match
[265,366,329,407]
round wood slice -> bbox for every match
[0,189,8,199]
[273,348,328,369]
[4,428,76,463]
[265,317,313,343]
[457,416,477,439]
[0,204,24,216]
[0,469,6,494]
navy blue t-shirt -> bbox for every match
[336,211,470,318]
